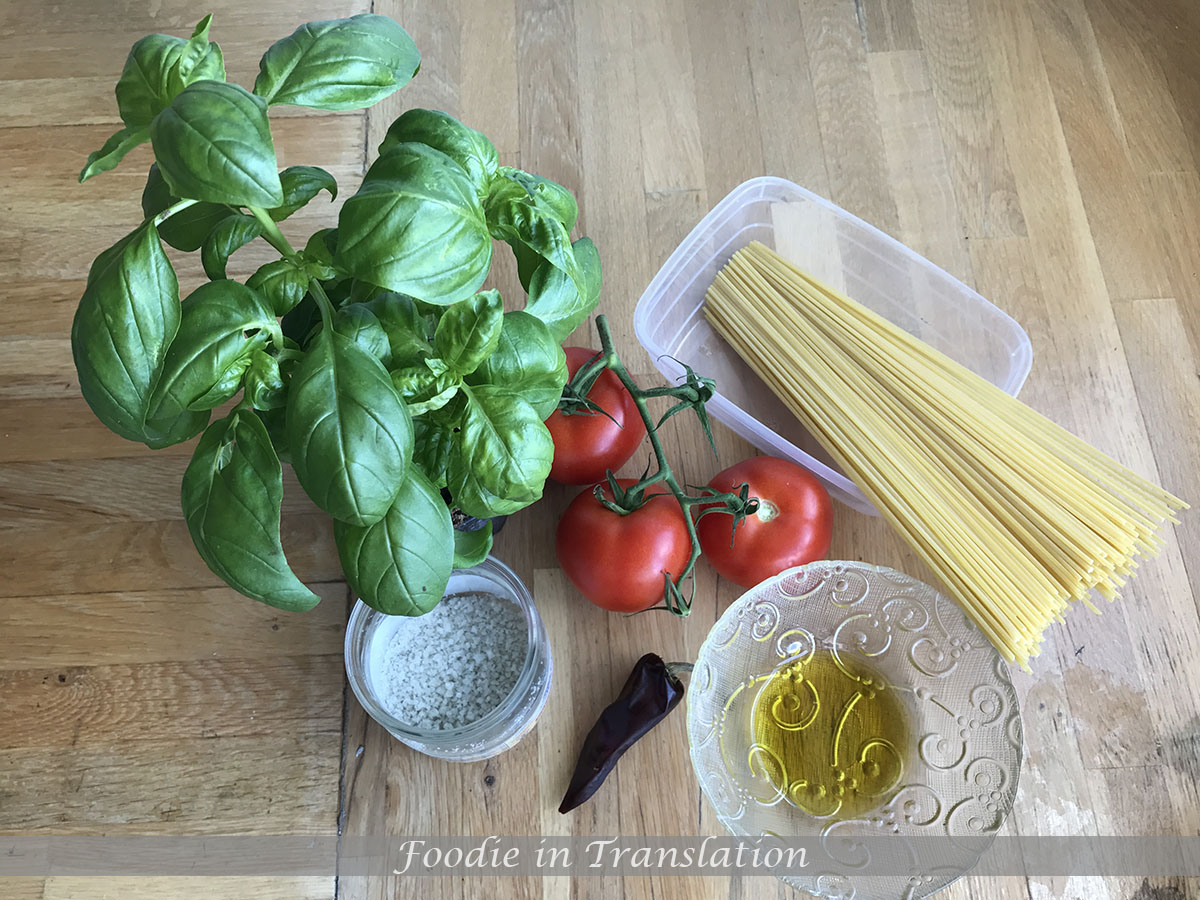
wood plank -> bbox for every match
[0,585,345,668]
[910,0,1026,239]
[1027,0,1171,302]
[744,0,830,195]
[859,0,922,52]
[869,49,973,283]
[797,0,900,232]
[42,878,334,900]
[684,0,763,201]
[0,655,343,751]
[573,0,651,358]
[0,515,339,598]
[633,0,704,193]
[0,458,321,528]
[1146,172,1200,359]
[1084,0,1196,175]
[0,734,340,834]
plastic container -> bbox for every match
[633,177,1033,515]
[344,556,553,762]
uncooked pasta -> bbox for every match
[704,241,1186,668]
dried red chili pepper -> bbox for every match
[559,652,686,814]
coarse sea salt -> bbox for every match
[379,591,528,731]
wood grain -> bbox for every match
[3,0,1198,897]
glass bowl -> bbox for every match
[344,555,553,763]
[687,560,1023,899]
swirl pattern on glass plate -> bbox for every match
[686,561,1022,900]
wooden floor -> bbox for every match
[2,0,1199,898]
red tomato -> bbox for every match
[556,479,690,612]
[697,457,833,589]
[546,347,647,485]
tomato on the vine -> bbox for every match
[697,456,833,589]
[546,347,647,485]
[556,479,690,612]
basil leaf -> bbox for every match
[257,406,290,463]
[79,125,150,183]
[412,415,453,488]
[286,327,413,526]
[467,311,568,419]
[362,292,433,367]
[523,236,602,343]
[183,409,321,612]
[281,295,323,348]
[485,173,584,300]
[378,109,498,191]
[71,223,179,443]
[453,520,492,569]
[201,214,262,280]
[150,81,283,207]
[334,468,452,616]
[333,304,391,366]
[253,14,420,111]
[115,15,226,128]
[496,166,578,229]
[268,166,338,221]
[243,350,288,410]
[247,258,310,316]
[140,164,230,252]
[390,365,459,415]
[143,280,280,445]
[432,290,503,376]
[447,385,554,517]
[336,142,491,305]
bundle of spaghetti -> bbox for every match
[704,241,1185,667]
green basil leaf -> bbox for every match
[247,258,310,316]
[467,310,568,419]
[432,289,503,376]
[150,80,283,207]
[286,328,413,526]
[336,142,491,305]
[71,223,179,443]
[268,165,338,221]
[447,385,554,517]
[378,109,498,191]
[139,164,230,252]
[144,280,280,446]
[334,467,452,616]
[362,292,433,367]
[201,214,262,280]
[183,409,321,612]
[253,14,420,111]
[79,125,150,183]
[496,166,578,230]
[390,365,459,415]
[485,176,584,301]
[412,415,453,488]
[524,237,601,343]
[243,349,288,410]
[256,406,290,463]
[115,15,226,128]
[452,520,492,569]
[281,294,323,348]
[333,304,391,366]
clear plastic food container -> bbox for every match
[633,176,1033,516]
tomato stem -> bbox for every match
[582,315,758,616]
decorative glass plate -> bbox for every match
[687,561,1023,899]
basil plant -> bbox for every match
[72,15,601,616]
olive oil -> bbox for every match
[750,649,908,819]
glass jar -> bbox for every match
[344,555,553,762]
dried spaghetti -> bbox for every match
[705,241,1185,667]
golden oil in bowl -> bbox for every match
[749,649,908,819]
